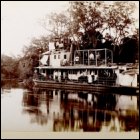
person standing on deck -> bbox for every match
[89,53,94,65]
[77,71,80,79]
[58,71,61,82]
[54,70,58,81]
[75,55,79,64]
[94,73,98,84]
[88,74,92,84]
[91,71,95,83]
[96,52,100,66]
[74,51,80,65]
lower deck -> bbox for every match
[33,65,138,92]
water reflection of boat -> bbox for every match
[33,39,139,95]
[22,88,139,132]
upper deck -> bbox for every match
[73,48,113,66]
[39,48,113,68]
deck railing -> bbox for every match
[74,48,113,66]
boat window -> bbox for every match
[58,55,60,59]
[119,69,124,73]
[54,55,56,59]
[64,54,67,59]
[43,69,45,73]
[73,71,77,74]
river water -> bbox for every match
[1,82,139,132]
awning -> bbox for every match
[42,51,50,55]
[40,55,48,65]
[122,69,139,75]
[35,65,118,69]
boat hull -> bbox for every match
[33,80,138,95]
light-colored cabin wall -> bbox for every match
[132,74,137,87]
[116,66,138,87]
[115,69,120,85]
[50,51,70,67]
[50,54,60,67]
[119,73,137,87]
[116,66,128,86]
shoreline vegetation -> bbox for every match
[1,78,33,90]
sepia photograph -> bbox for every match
[1,1,139,139]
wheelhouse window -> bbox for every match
[43,69,45,73]
[54,55,56,59]
[58,55,60,59]
[64,54,66,59]
[73,71,77,74]
[119,69,124,73]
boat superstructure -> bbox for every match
[33,38,139,94]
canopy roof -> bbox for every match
[35,65,118,70]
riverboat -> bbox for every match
[33,38,139,95]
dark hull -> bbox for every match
[33,80,138,96]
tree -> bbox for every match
[19,36,49,79]
[1,54,19,79]
[69,1,138,63]
[119,35,139,63]
[69,1,137,46]
[103,1,136,45]
[40,12,70,38]
[69,1,105,49]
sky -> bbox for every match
[1,1,69,56]
[1,1,139,57]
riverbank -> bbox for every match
[1,79,19,88]
[1,78,33,90]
